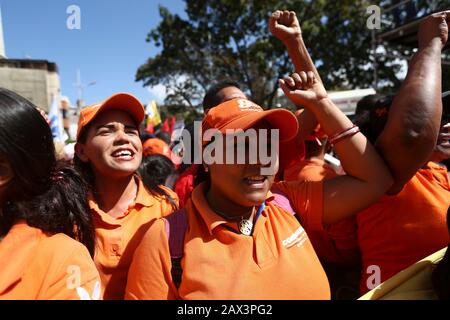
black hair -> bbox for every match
[202,80,242,111]
[354,94,394,144]
[442,91,450,123]
[432,206,450,299]
[139,154,175,188]
[156,131,171,145]
[0,88,95,256]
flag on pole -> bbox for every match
[48,94,64,142]
[170,115,176,134]
[160,118,171,133]
[145,100,162,127]
[145,122,154,135]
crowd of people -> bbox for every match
[0,9,449,300]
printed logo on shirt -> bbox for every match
[76,281,101,300]
[282,226,307,249]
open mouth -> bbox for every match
[244,175,267,187]
[111,148,135,160]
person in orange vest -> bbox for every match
[74,93,178,299]
[0,88,100,300]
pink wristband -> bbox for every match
[329,125,360,145]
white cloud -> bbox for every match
[147,84,167,104]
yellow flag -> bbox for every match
[145,100,162,127]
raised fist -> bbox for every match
[418,11,450,49]
[279,71,328,109]
[269,10,302,44]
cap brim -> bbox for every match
[217,108,298,142]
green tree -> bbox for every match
[136,0,407,110]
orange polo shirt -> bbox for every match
[0,222,100,300]
[358,162,450,294]
[90,177,178,300]
[125,180,330,300]
[283,158,359,266]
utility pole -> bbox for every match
[74,68,96,111]
[0,6,7,58]
[372,29,378,91]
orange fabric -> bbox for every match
[142,138,171,158]
[202,98,298,144]
[90,177,178,300]
[77,93,144,139]
[125,180,330,300]
[283,158,359,266]
[284,158,336,182]
[358,162,450,294]
[0,222,100,300]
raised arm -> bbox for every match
[279,72,393,225]
[269,10,320,141]
[376,12,449,194]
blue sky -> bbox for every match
[0,0,186,107]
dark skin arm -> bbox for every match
[269,10,319,141]
[280,72,393,225]
[376,11,450,194]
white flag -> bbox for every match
[48,95,64,142]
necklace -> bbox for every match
[207,200,266,236]
[206,199,256,235]
[238,217,254,236]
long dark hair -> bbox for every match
[0,88,95,256]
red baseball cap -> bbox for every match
[76,93,145,140]
[201,98,298,145]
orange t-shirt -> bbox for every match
[0,222,100,300]
[125,180,330,300]
[90,177,178,300]
[358,162,450,294]
[283,158,359,266]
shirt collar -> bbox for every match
[88,176,155,223]
[190,183,274,236]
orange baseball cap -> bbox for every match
[201,98,298,145]
[143,138,171,158]
[76,93,145,140]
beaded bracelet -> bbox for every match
[329,125,360,145]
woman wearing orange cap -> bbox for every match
[0,88,100,300]
[125,71,393,300]
[74,93,178,299]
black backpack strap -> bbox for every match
[163,208,188,289]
